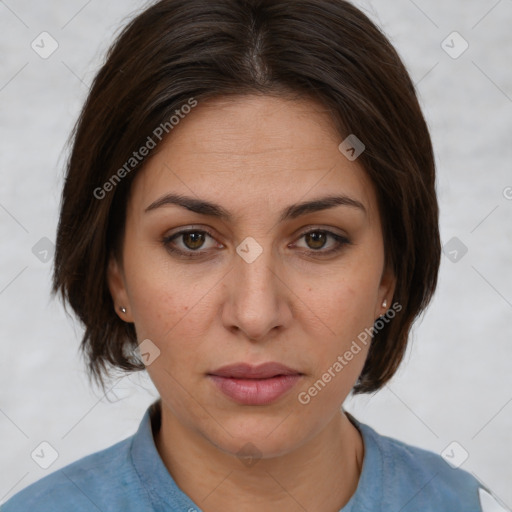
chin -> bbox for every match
[198,411,318,461]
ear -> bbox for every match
[107,253,134,323]
[375,261,396,320]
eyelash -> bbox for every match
[161,228,351,258]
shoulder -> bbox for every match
[355,420,485,512]
[1,436,149,512]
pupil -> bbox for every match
[306,232,326,249]
[184,232,205,250]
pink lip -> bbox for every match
[208,363,303,405]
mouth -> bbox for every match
[207,362,304,405]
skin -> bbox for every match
[107,94,395,512]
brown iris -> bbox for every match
[183,232,206,250]
[305,231,327,250]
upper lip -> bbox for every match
[208,362,302,379]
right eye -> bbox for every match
[162,228,223,257]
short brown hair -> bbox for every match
[52,0,440,393]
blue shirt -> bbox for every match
[1,400,501,511]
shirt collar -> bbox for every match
[343,412,384,511]
[130,399,202,510]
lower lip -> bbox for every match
[208,374,302,405]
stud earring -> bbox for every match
[382,300,387,309]
[119,306,127,314]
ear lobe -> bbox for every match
[377,264,397,317]
[107,254,133,322]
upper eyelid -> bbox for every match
[166,225,345,238]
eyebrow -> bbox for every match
[144,193,366,222]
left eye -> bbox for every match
[293,229,350,255]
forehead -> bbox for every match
[128,94,378,222]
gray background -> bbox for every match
[1,0,511,507]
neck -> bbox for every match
[154,403,364,512]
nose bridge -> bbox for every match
[242,249,274,287]
[235,235,278,303]
[225,235,287,340]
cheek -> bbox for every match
[296,256,382,392]
[306,264,381,343]
[123,244,220,349]
[295,281,375,412]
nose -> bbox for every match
[221,240,293,342]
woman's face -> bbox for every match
[108,94,395,458]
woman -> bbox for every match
[3,0,504,510]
